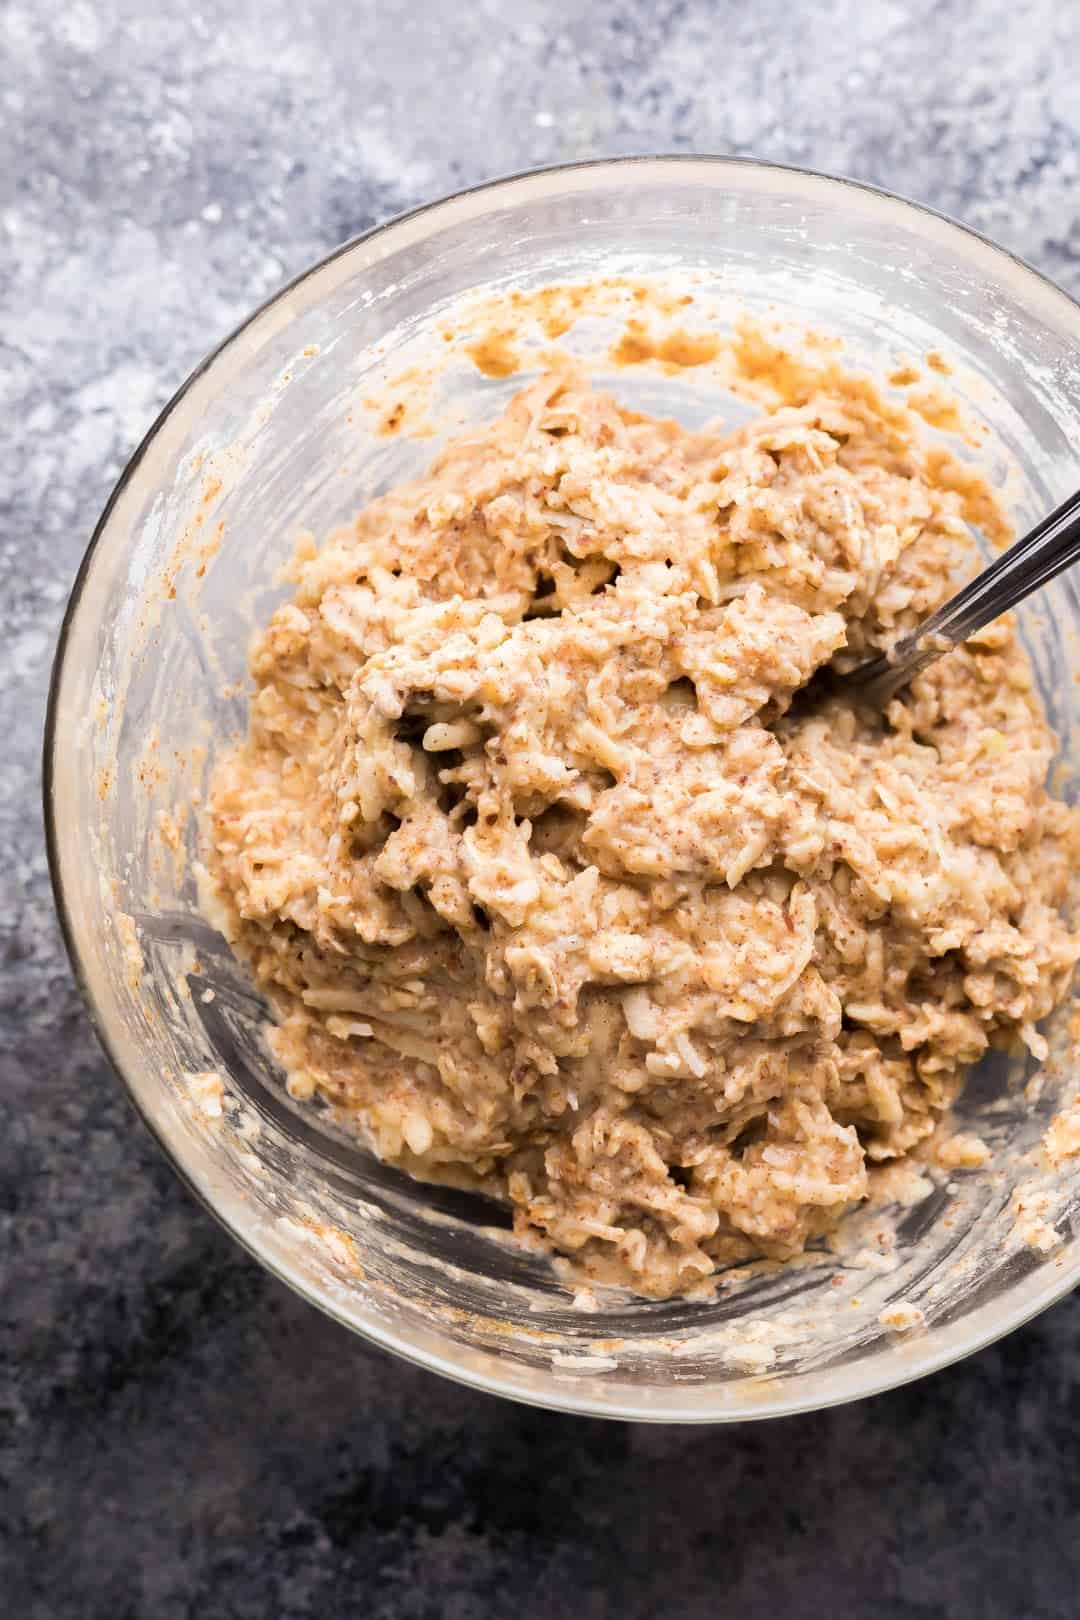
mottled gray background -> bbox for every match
[3,1,1080,1615]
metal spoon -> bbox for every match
[835,486,1080,709]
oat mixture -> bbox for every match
[202,354,1080,1298]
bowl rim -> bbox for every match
[43,152,1080,1421]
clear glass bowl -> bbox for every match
[46,157,1080,1420]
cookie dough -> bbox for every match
[202,358,1080,1297]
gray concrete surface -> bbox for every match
[3,1,1080,1615]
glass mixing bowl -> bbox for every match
[46,157,1080,1420]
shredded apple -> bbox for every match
[201,356,1080,1298]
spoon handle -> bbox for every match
[843,486,1080,708]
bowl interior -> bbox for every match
[48,159,1080,1419]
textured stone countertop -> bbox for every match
[4,2,1080,1615]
